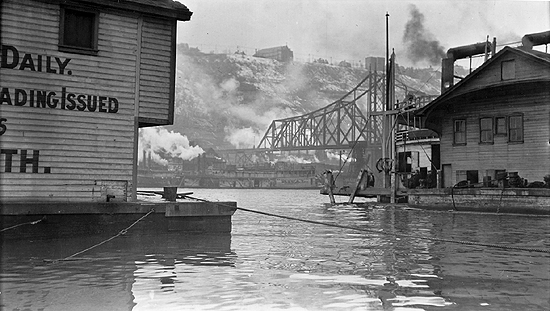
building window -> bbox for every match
[508,115,523,143]
[397,151,412,173]
[480,117,493,143]
[59,7,99,55]
[501,60,516,80]
[453,119,466,145]
[456,170,479,185]
[467,170,479,184]
[495,117,507,135]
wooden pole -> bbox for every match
[348,169,367,204]
[326,171,336,204]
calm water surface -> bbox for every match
[1,189,549,311]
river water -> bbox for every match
[1,189,549,311]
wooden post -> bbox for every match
[348,169,367,204]
[325,171,336,204]
[131,16,144,202]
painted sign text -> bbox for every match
[0,118,6,135]
[1,149,51,173]
[1,44,71,75]
[0,87,119,113]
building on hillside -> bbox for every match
[0,0,191,203]
[253,46,293,62]
[365,56,385,71]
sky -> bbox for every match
[176,0,550,68]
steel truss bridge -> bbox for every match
[217,70,437,168]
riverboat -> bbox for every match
[138,166,322,189]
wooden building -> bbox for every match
[0,0,192,203]
[417,45,550,188]
[253,46,294,62]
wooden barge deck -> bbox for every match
[1,198,237,236]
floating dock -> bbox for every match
[1,193,237,237]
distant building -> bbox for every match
[253,46,293,62]
[365,57,385,71]
[0,0,192,203]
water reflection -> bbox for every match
[1,189,549,310]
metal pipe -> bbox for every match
[522,30,550,49]
[446,41,492,61]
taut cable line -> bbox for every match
[185,195,550,255]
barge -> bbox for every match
[408,188,550,215]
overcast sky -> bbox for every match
[176,0,550,68]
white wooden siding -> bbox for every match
[138,17,174,124]
[440,91,550,184]
[0,0,141,202]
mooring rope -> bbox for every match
[0,217,45,232]
[46,208,155,263]
[185,195,550,255]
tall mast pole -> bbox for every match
[385,12,390,111]
[382,12,390,188]
[390,50,396,203]
[384,12,396,203]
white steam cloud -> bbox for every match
[224,127,262,149]
[139,127,204,166]
[176,52,315,149]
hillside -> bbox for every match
[163,44,441,151]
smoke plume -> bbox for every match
[402,4,446,65]
[225,127,262,149]
[139,127,204,165]
[177,52,308,149]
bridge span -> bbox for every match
[217,70,437,170]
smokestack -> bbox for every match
[441,41,493,93]
[521,30,550,50]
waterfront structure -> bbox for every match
[410,33,550,213]
[0,0,236,230]
[139,162,319,189]
[418,44,550,186]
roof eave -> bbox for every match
[38,0,193,21]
